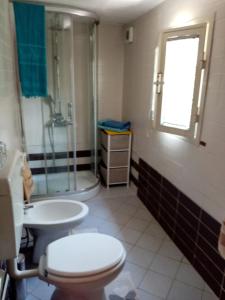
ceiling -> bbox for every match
[41,0,165,23]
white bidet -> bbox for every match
[23,199,89,263]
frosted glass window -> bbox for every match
[160,37,199,129]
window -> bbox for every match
[153,23,212,142]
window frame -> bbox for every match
[153,22,212,143]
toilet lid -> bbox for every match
[46,233,125,277]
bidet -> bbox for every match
[23,199,89,263]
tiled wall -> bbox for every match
[123,0,225,223]
[136,158,225,299]
[27,150,93,174]
[98,24,124,120]
[0,0,21,151]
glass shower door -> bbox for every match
[72,19,98,192]
[89,23,98,177]
[44,12,76,194]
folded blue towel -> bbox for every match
[98,119,131,131]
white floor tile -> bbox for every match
[182,256,191,265]
[140,270,173,298]
[120,241,133,253]
[137,233,162,252]
[158,241,183,261]
[98,220,122,235]
[119,203,138,216]
[123,195,142,207]
[175,263,205,289]
[119,227,142,244]
[125,217,149,232]
[123,262,147,287]
[106,211,132,225]
[127,246,155,268]
[150,255,180,278]
[31,281,55,300]
[91,206,115,219]
[167,280,202,300]
[26,294,40,300]
[26,277,42,293]
[144,223,167,240]
[137,288,164,300]
[81,215,105,229]
[202,291,219,300]
[134,208,153,221]
[99,186,136,198]
[104,201,122,212]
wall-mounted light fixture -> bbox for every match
[125,26,134,43]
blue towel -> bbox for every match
[97,119,131,132]
[13,2,48,98]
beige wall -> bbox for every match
[123,0,225,222]
[0,0,21,151]
[98,23,124,121]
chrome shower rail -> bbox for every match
[9,0,99,21]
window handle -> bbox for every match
[154,72,164,94]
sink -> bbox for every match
[23,199,89,263]
[24,199,89,230]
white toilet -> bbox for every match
[39,233,126,300]
[0,150,126,300]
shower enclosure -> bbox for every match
[17,4,99,198]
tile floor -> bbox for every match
[25,185,219,300]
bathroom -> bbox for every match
[0,0,225,299]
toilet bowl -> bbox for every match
[38,232,126,300]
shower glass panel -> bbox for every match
[73,18,98,191]
[44,12,75,194]
[18,5,99,197]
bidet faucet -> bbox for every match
[24,204,34,214]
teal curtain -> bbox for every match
[13,2,48,98]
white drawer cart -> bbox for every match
[100,130,132,188]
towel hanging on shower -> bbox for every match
[13,2,48,98]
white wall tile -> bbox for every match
[98,24,124,120]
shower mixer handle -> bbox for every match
[68,102,73,121]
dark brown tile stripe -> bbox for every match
[137,158,225,299]
[199,222,218,250]
[179,192,201,218]
[130,173,138,187]
[131,158,140,172]
[31,164,91,175]
[194,259,221,297]
[28,150,94,161]
[201,210,221,236]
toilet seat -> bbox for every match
[45,233,126,278]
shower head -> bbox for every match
[48,14,72,31]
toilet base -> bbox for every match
[51,287,106,300]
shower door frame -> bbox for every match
[11,1,100,198]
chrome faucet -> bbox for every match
[24,204,34,214]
